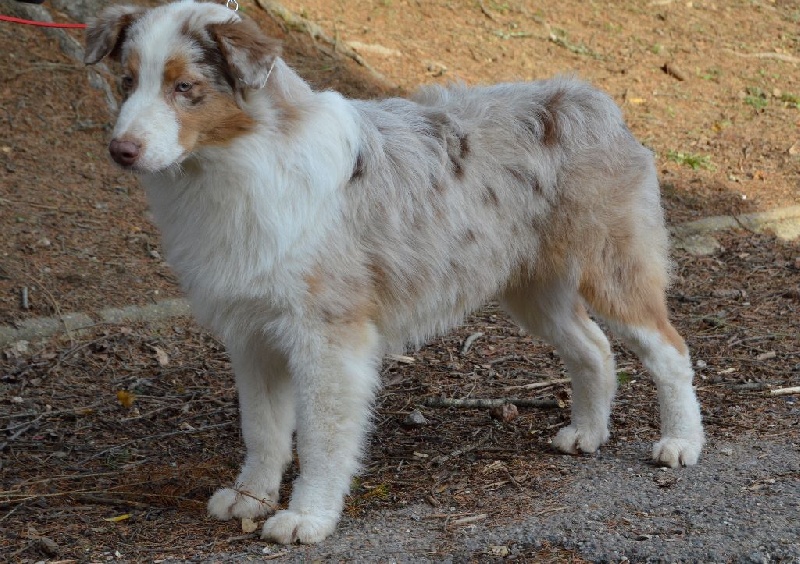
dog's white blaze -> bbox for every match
[113,88,181,172]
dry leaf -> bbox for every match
[116,390,136,408]
[241,518,258,533]
[103,513,131,523]
[153,346,169,367]
[489,402,518,423]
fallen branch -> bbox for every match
[770,386,800,396]
[728,382,771,391]
[423,397,565,409]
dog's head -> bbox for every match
[85,0,280,172]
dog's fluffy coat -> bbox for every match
[85,0,704,544]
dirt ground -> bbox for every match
[1,0,799,561]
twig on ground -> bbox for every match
[26,272,72,341]
[449,513,488,526]
[13,471,128,489]
[0,489,203,507]
[72,494,151,509]
[728,382,771,391]
[424,512,480,519]
[477,0,498,22]
[232,483,279,512]
[386,353,415,364]
[504,378,571,391]
[0,500,26,524]
[723,49,800,64]
[732,214,759,236]
[0,400,108,420]
[224,534,258,543]
[424,397,565,409]
[487,354,516,365]
[770,386,800,396]
[429,431,491,466]
[80,421,234,464]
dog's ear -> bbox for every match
[84,5,145,65]
[207,19,282,90]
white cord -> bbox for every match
[260,58,277,89]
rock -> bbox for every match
[402,409,428,427]
[38,536,59,557]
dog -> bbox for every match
[84,0,704,544]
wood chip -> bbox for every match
[386,353,415,364]
[461,332,484,355]
[449,513,488,526]
[662,62,688,81]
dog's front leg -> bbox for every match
[208,345,295,520]
[261,322,381,544]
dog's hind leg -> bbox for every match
[502,279,617,455]
[261,321,382,544]
[600,301,704,467]
[208,344,295,520]
[578,202,704,467]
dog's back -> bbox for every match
[334,78,668,351]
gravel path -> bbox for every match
[182,439,799,562]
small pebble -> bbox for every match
[38,536,59,557]
[402,409,428,427]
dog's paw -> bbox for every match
[552,424,609,455]
[652,437,703,467]
[261,509,338,544]
[207,487,277,521]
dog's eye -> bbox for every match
[175,81,194,93]
[121,76,134,91]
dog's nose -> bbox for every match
[109,139,141,167]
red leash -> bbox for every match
[0,14,86,29]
